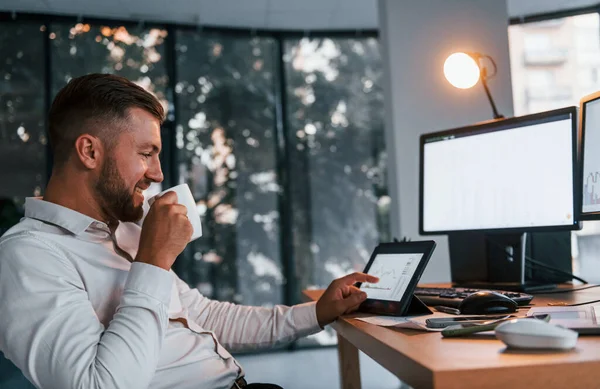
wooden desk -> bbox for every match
[304,285,600,389]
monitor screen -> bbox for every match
[581,94,600,218]
[420,107,579,234]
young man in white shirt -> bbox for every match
[0,74,378,389]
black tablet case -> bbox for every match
[360,288,433,316]
[404,294,432,316]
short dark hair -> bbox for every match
[48,73,165,167]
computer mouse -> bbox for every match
[495,318,578,350]
[458,291,518,315]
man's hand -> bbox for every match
[135,191,193,270]
[315,272,379,328]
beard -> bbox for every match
[95,157,145,223]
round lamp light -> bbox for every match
[444,52,481,89]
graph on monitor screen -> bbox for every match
[584,171,600,207]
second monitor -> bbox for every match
[420,107,580,291]
[580,91,600,219]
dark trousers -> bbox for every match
[245,384,283,389]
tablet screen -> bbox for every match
[361,253,424,302]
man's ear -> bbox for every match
[74,134,104,169]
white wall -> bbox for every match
[378,0,514,282]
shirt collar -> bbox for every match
[24,197,104,235]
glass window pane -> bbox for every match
[175,31,282,307]
[49,23,169,108]
[509,14,600,116]
[284,37,389,345]
[0,23,46,211]
[509,14,600,282]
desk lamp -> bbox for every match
[444,52,504,120]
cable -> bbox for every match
[525,263,565,284]
[486,236,587,283]
[525,263,588,288]
[533,284,600,294]
[526,259,588,284]
[565,299,600,307]
[485,237,589,285]
[522,264,600,294]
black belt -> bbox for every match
[231,377,248,388]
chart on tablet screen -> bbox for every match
[362,253,423,301]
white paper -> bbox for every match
[355,315,409,327]
[355,312,460,332]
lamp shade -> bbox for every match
[444,52,480,89]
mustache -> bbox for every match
[136,180,153,191]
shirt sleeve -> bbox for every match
[173,273,322,352]
[0,232,173,389]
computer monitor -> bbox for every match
[419,107,580,291]
[580,91,600,220]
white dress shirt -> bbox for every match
[0,198,321,389]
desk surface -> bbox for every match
[304,284,600,389]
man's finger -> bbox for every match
[338,272,379,286]
[340,284,362,298]
[345,302,363,314]
[341,290,367,309]
[156,191,178,204]
[170,203,188,215]
[344,288,366,313]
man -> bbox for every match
[0,74,378,389]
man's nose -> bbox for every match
[147,159,164,183]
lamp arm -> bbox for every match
[480,76,504,120]
[481,54,498,79]
[452,52,505,120]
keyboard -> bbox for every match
[414,287,534,308]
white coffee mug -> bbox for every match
[148,183,203,242]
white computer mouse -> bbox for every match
[495,318,578,350]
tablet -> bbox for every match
[356,240,436,316]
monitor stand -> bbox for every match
[448,232,557,293]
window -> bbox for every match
[526,69,555,88]
[49,23,169,105]
[284,38,389,345]
[575,28,600,51]
[510,13,600,115]
[523,33,551,51]
[175,31,283,307]
[510,13,600,282]
[575,13,600,51]
[0,23,46,209]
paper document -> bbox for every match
[355,312,459,332]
